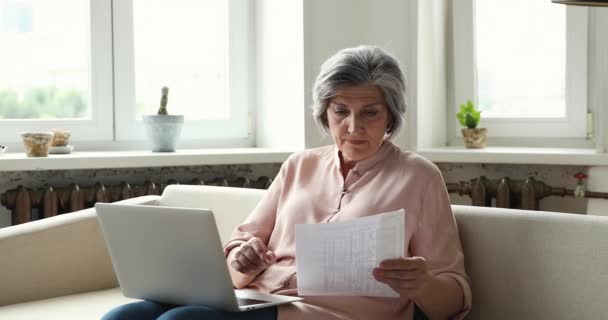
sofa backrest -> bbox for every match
[160,185,608,319]
[0,195,160,306]
[453,205,608,320]
[160,185,265,243]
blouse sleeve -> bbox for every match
[409,166,472,319]
[222,160,287,256]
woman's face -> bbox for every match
[327,84,390,164]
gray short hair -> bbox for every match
[312,45,407,139]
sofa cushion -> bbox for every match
[0,288,134,320]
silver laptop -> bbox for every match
[95,203,302,312]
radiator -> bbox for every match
[1,176,272,226]
[4,174,607,226]
[446,176,608,210]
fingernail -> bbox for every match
[265,252,273,261]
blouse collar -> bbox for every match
[333,140,396,176]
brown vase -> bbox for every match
[461,128,487,148]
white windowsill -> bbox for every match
[417,146,608,166]
[0,148,296,172]
[2,146,607,172]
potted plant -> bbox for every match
[456,100,487,148]
[142,87,184,152]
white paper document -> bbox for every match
[295,209,405,297]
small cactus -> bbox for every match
[456,100,481,129]
[157,87,169,115]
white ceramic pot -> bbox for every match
[142,115,184,152]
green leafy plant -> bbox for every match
[456,100,481,129]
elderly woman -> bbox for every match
[103,46,471,320]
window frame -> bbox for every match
[0,0,254,148]
[112,0,253,146]
[0,0,114,143]
[449,0,589,143]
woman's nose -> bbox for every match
[347,115,361,133]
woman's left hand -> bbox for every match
[372,256,434,299]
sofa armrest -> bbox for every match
[0,195,160,306]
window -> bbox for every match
[114,0,252,144]
[0,0,253,147]
[451,0,588,141]
[0,0,113,141]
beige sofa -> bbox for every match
[1,185,607,320]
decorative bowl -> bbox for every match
[21,132,53,157]
[51,129,71,147]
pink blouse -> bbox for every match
[224,141,472,320]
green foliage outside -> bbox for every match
[456,100,481,129]
[0,86,87,119]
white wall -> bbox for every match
[255,0,306,149]
[303,0,416,149]
[585,8,608,214]
[417,0,448,149]
[255,0,417,150]
[590,8,608,152]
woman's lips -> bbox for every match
[346,140,367,145]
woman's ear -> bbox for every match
[386,119,395,133]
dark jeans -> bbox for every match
[101,301,278,320]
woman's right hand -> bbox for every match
[229,237,277,275]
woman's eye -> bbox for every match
[333,108,348,115]
[364,110,378,117]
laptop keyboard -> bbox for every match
[237,297,270,306]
